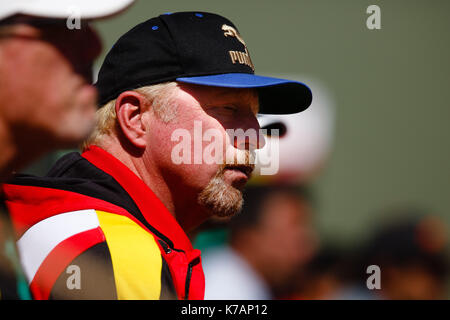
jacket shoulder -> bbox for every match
[18,209,174,300]
[95,210,170,300]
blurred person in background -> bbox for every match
[203,184,318,299]
[330,209,449,300]
[360,211,448,300]
[287,245,350,300]
[286,209,449,300]
[0,0,135,299]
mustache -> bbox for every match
[220,150,255,178]
[225,148,256,165]
[224,164,255,178]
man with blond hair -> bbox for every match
[3,12,312,299]
[0,0,134,299]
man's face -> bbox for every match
[144,83,263,219]
[0,19,102,150]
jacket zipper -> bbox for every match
[184,257,200,300]
[159,239,199,300]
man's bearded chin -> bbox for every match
[197,165,244,218]
[198,151,255,218]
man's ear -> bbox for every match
[115,91,149,149]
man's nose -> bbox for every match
[232,115,266,151]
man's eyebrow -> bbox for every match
[243,93,260,115]
[214,89,260,113]
[252,100,260,114]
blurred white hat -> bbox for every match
[253,77,335,184]
[0,0,135,20]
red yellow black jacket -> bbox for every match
[3,146,205,300]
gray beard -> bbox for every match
[197,167,244,218]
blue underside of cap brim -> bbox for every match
[176,73,308,89]
[176,73,312,114]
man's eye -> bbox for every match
[222,106,237,112]
[205,105,238,118]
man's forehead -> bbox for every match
[218,87,260,114]
[181,84,260,112]
[214,87,257,98]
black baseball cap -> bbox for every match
[96,11,312,114]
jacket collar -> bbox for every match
[82,145,193,252]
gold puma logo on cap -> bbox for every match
[222,24,254,71]
[222,24,246,46]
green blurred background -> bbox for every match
[26,0,450,246]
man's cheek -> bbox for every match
[169,120,228,166]
[180,163,220,190]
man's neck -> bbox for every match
[98,138,207,232]
[0,118,18,183]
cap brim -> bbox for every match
[176,73,312,114]
[0,0,135,21]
